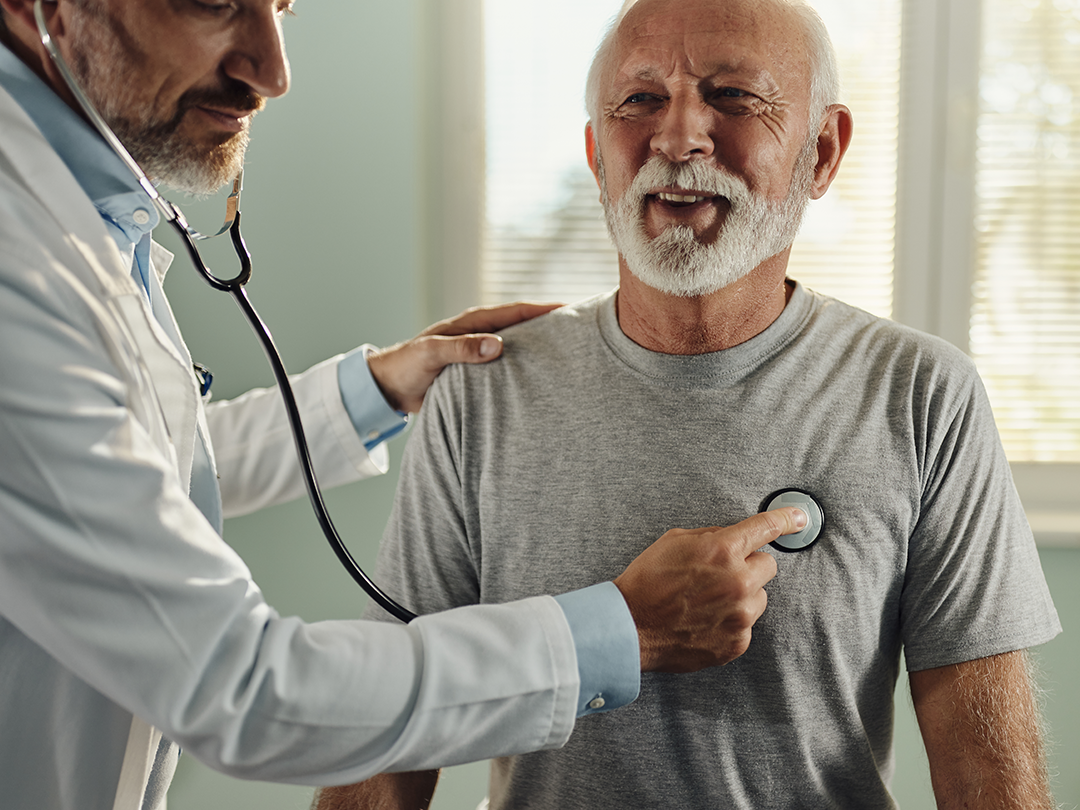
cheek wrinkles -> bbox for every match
[755,99,793,145]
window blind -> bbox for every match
[970,0,1080,461]
[481,2,620,305]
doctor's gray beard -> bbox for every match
[65,2,252,196]
[599,140,817,298]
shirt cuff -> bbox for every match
[337,345,409,450]
[554,582,640,717]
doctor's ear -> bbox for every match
[0,0,58,35]
[0,0,63,54]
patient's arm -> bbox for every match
[911,650,1053,809]
[312,770,440,810]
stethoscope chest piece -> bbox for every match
[762,489,824,552]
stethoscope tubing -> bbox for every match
[36,0,416,623]
[171,215,417,623]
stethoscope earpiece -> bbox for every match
[761,489,824,552]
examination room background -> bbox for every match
[156,2,1079,808]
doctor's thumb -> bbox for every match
[452,334,505,363]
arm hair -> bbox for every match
[910,649,1055,809]
[311,770,441,810]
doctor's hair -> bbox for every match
[0,9,9,39]
[584,0,840,131]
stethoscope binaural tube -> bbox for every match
[34,0,416,623]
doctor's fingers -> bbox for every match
[705,507,808,559]
[419,301,563,338]
[367,332,509,414]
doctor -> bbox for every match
[0,0,808,808]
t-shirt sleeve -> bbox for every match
[899,355,1060,671]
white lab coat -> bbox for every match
[0,86,578,810]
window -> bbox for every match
[480,2,620,304]
[970,0,1080,463]
[430,0,1080,542]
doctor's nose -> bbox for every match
[222,10,291,99]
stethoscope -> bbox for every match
[761,490,825,552]
[34,0,417,623]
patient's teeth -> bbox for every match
[657,192,706,203]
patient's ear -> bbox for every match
[809,104,853,200]
[585,123,602,199]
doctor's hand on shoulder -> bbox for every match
[367,301,562,414]
[614,508,805,674]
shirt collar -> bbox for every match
[0,41,159,249]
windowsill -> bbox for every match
[1029,511,1080,548]
[1011,463,1080,548]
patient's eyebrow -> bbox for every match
[615,59,781,96]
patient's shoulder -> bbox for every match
[493,291,613,357]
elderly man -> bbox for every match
[0,0,817,808]
[317,0,1061,808]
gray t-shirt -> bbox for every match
[369,284,1060,809]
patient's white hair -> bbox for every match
[584,0,840,128]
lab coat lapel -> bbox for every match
[109,293,200,487]
[0,86,201,489]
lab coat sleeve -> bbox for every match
[0,123,581,784]
[0,259,580,783]
[206,354,389,519]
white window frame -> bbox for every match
[425,0,1080,547]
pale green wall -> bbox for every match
[157,3,1076,809]
[160,1,426,806]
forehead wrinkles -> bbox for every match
[614,54,783,100]
[607,1,807,99]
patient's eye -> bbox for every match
[613,92,666,117]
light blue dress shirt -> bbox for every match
[0,42,638,719]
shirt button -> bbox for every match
[588,697,606,710]
[132,209,151,225]
[367,430,381,442]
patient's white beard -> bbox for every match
[600,142,817,298]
